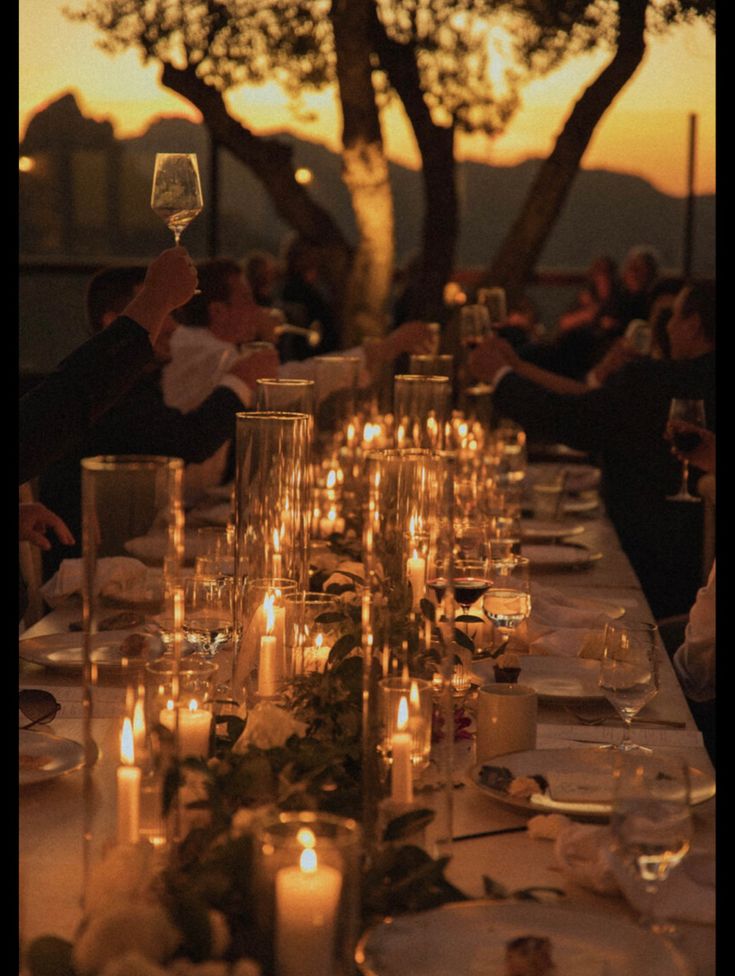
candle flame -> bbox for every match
[188,699,199,712]
[300,847,318,873]
[397,695,409,732]
[327,507,337,521]
[165,699,175,712]
[273,528,280,553]
[326,469,337,489]
[297,827,316,848]
[133,695,145,739]
[264,593,275,634]
[315,632,324,648]
[121,717,135,766]
[409,681,420,709]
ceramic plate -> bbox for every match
[20,729,87,786]
[356,900,693,976]
[562,494,600,514]
[19,630,165,672]
[563,465,601,493]
[523,544,602,570]
[469,656,605,702]
[470,748,715,821]
[521,519,585,541]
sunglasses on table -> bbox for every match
[19,690,61,730]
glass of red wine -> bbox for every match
[665,399,706,502]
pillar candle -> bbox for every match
[391,696,413,803]
[275,844,342,976]
[117,717,141,844]
[159,700,212,757]
[407,549,426,610]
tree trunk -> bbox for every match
[160,62,353,312]
[331,0,395,345]
[372,10,458,323]
[484,0,648,305]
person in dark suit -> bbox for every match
[19,247,198,486]
[468,281,715,620]
[37,262,268,580]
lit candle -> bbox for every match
[303,632,330,673]
[159,699,212,757]
[273,529,283,579]
[407,547,426,611]
[319,507,345,539]
[258,594,279,697]
[117,717,141,845]
[275,829,343,976]
[132,685,146,759]
[391,696,413,803]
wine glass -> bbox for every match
[183,574,234,659]
[598,622,659,751]
[151,153,203,245]
[665,398,706,502]
[609,755,693,936]
[482,555,532,639]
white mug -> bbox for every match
[475,683,537,762]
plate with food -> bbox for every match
[20,729,87,787]
[19,630,166,672]
[522,544,602,571]
[520,519,585,542]
[356,900,693,975]
[469,655,606,702]
[470,748,715,821]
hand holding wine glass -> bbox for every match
[151,153,203,245]
[666,419,715,476]
[598,621,658,752]
[665,398,706,502]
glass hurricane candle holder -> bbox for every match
[379,676,433,772]
[234,411,311,593]
[285,591,349,675]
[232,577,298,703]
[408,353,454,380]
[393,375,450,451]
[145,656,217,760]
[256,378,316,417]
[253,811,362,976]
[313,356,361,447]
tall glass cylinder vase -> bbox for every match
[81,456,184,888]
[313,355,361,455]
[256,378,316,418]
[393,375,451,451]
[408,354,454,382]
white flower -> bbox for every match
[527,814,572,841]
[99,950,168,976]
[232,702,307,753]
[73,901,181,975]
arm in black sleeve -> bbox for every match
[19,317,153,484]
[142,386,243,465]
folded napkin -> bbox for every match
[530,581,619,630]
[40,557,150,605]
[529,815,716,923]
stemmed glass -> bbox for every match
[151,153,203,245]
[665,398,706,502]
[609,755,693,937]
[598,621,658,751]
[482,555,531,640]
[183,574,235,660]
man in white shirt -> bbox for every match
[163,258,437,414]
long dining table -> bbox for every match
[19,494,716,975]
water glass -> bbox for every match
[599,621,659,751]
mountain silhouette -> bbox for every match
[20,96,715,275]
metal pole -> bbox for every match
[208,134,219,258]
[683,113,697,278]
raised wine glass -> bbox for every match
[610,755,693,937]
[151,153,203,245]
[665,398,706,502]
[598,621,658,751]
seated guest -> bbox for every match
[19,247,197,485]
[469,281,715,620]
[163,258,436,414]
[38,263,264,579]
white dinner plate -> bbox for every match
[20,729,87,786]
[356,900,693,976]
[521,519,585,541]
[562,493,600,514]
[469,655,605,702]
[563,465,601,493]
[470,748,715,821]
[523,543,602,570]
[19,630,166,672]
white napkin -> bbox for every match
[40,557,150,605]
[542,818,716,924]
[530,582,619,630]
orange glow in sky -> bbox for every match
[20,2,714,198]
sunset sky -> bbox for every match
[19,2,715,199]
